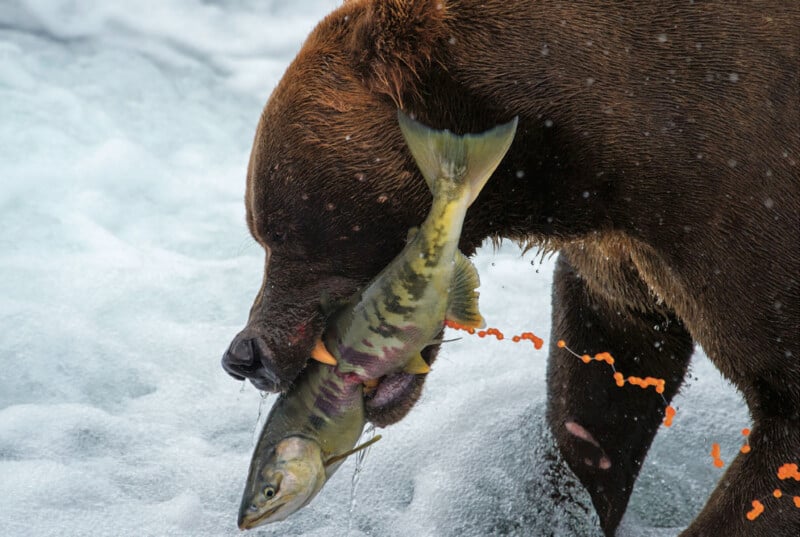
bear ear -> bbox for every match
[351,0,449,105]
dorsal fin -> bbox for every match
[445,251,485,329]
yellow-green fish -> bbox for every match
[237,111,517,529]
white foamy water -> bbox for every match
[0,1,746,536]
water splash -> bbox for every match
[251,391,270,445]
[348,424,377,535]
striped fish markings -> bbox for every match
[237,111,518,529]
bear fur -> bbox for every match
[222,1,800,535]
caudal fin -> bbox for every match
[397,111,518,206]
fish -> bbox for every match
[237,110,518,530]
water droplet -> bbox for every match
[657,33,668,43]
[377,195,388,203]
[544,119,553,128]
[516,170,525,178]
[727,158,737,168]
[764,197,775,209]
[586,77,595,86]
[729,73,739,82]
[448,36,457,45]
[326,202,336,211]
[582,191,590,199]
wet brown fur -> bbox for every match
[225,1,799,535]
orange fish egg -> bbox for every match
[746,500,764,521]
[662,405,675,427]
[777,463,800,481]
[710,443,724,468]
[445,320,542,348]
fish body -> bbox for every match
[237,111,518,529]
[237,363,364,529]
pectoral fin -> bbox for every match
[445,251,485,329]
[324,434,383,468]
[403,352,431,374]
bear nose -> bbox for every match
[221,330,281,392]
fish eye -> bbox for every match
[263,485,277,499]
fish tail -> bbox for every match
[397,111,518,206]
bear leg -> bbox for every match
[546,252,694,536]
[680,418,800,536]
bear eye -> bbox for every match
[270,230,287,245]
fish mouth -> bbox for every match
[238,500,291,530]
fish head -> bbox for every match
[238,436,327,529]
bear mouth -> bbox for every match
[365,371,417,409]
[362,344,436,422]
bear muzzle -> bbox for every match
[222,329,285,392]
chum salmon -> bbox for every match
[237,111,517,529]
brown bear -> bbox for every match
[222,1,799,535]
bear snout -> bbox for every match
[222,329,284,392]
